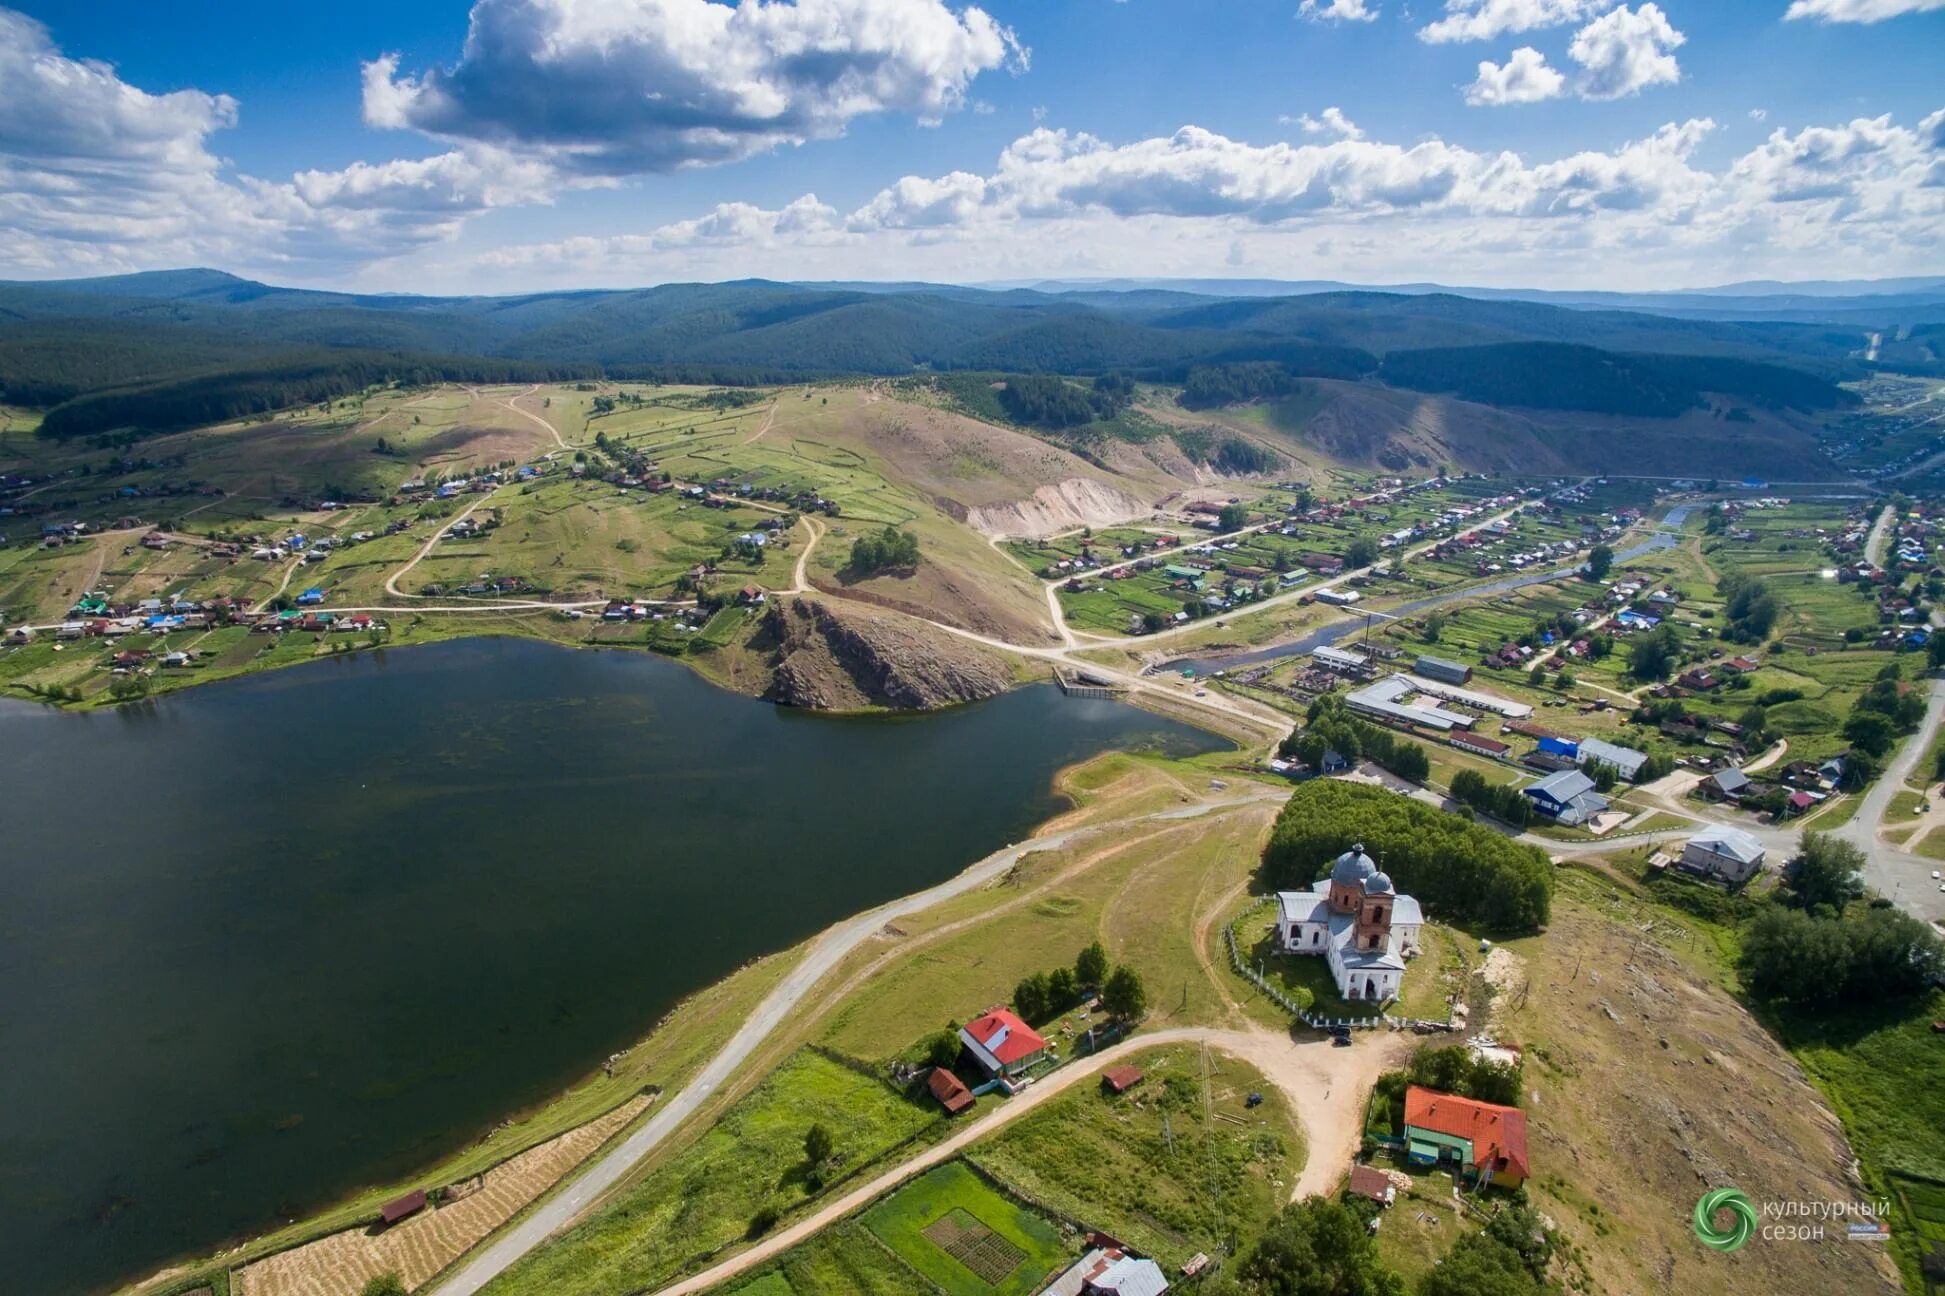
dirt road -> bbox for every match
[650,1025,1406,1296]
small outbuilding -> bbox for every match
[927,1066,975,1116]
[1346,1164,1396,1206]
[1101,1065,1145,1095]
[378,1189,427,1227]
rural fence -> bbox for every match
[1224,899,1451,1034]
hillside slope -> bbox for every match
[1148,378,1841,479]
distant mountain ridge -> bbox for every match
[2,267,1935,438]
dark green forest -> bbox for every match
[0,269,1888,439]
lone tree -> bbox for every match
[1075,941,1109,988]
[1586,543,1614,581]
[1102,965,1149,1022]
[803,1122,834,1171]
[925,1028,960,1069]
[1218,502,1250,533]
[1781,833,1866,913]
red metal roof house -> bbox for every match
[959,1006,1051,1079]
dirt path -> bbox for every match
[253,554,308,614]
[650,1025,1407,1296]
[383,497,491,599]
[787,515,823,594]
[496,385,567,450]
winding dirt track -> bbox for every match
[651,1025,1407,1296]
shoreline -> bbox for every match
[101,703,1243,1296]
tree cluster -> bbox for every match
[1718,573,1779,643]
[1282,695,1432,784]
[1841,663,1925,758]
[848,524,921,575]
[1448,769,1533,827]
[1740,833,1944,1006]
[1177,361,1305,410]
[1261,781,1553,933]
[995,373,1121,428]
[1742,902,1943,1005]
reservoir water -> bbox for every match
[0,638,1224,1295]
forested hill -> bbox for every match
[0,269,1903,437]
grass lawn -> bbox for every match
[967,1043,1304,1271]
[717,1221,932,1296]
[480,1049,943,1296]
[860,1162,1070,1296]
[1767,991,1945,1292]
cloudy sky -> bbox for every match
[2,0,1941,293]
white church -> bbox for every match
[1275,844,1423,1004]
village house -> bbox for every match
[1045,1247,1170,1296]
[1681,826,1767,885]
[1702,768,1752,801]
[1403,1085,1530,1190]
[958,1006,1050,1080]
[1577,736,1648,782]
[1275,845,1422,1003]
[1523,769,1608,826]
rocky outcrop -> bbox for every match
[763,596,1013,711]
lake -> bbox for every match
[0,638,1224,1295]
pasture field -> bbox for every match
[966,1043,1305,1271]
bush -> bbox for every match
[1261,781,1552,932]
[361,1277,408,1296]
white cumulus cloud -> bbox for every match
[1784,0,1945,21]
[1295,107,1367,138]
[1298,0,1381,23]
[1465,47,1568,105]
[0,7,588,276]
[1419,0,1611,43]
[361,0,1025,175]
[1569,3,1684,100]
[477,107,1945,288]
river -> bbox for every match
[1172,505,1696,676]
[0,638,1224,1295]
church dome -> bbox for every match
[1366,871,1395,896]
[1330,844,1377,887]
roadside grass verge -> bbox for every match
[478,1048,943,1296]
[717,1221,929,1296]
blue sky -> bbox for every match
[2,0,1941,292]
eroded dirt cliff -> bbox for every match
[763,595,1015,711]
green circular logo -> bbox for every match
[1693,1187,1758,1253]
